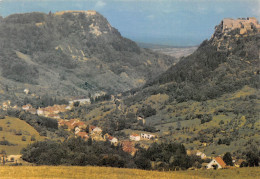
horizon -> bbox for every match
[0,0,259,46]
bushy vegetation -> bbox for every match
[135,142,192,170]
[21,138,196,171]
[22,95,68,108]
[21,138,133,167]
[133,32,260,104]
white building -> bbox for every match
[196,151,207,159]
[207,157,226,169]
[130,134,140,141]
[24,89,29,95]
[141,133,155,140]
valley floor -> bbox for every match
[0,166,259,179]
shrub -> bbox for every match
[22,136,26,141]
[30,135,36,141]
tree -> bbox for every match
[134,156,151,170]
[240,161,248,167]
[246,151,259,167]
[21,136,27,141]
[31,135,36,141]
[223,152,233,166]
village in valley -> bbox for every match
[0,2,259,175]
[0,87,249,170]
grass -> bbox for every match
[0,166,258,179]
[0,116,45,155]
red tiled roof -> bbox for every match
[108,136,114,140]
[90,125,96,130]
[77,132,89,139]
[215,157,226,168]
[131,134,139,137]
[122,141,136,154]
[75,122,85,127]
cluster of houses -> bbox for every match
[187,150,207,159]
[204,156,244,169]
[21,104,68,119]
[58,119,118,145]
[121,141,137,156]
[187,150,246,169]
[58,118,159,156]
[130,133,156,141]
[0,100,12,111]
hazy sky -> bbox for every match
[0,0,259,46]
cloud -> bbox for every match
[95,0,106,9]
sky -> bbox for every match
[0,0,259,46]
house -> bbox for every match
[64,119,79,130]
[58,120,67,127]
[196,151,207,159]
[107,136,118,144]
[187,150,207,159]
[59,119,87,132]
[76,132,89,140]
[130,134,140,141]
[6,155,22,162]
[2,100,11,111]
[104,133,118,144]
[28,108,37,115]
[121,141,137,156]
[137,116,146,125]
[22,104,33,111]
[12,105,19,109]
[140,133,155,140]
[207,157,226,169]
[24,89,29,94]
[37,108,44,115]
[36,105,67,118]
[90,126,102,135]
[66,105,72,110]
[69,98,91,105]
[109,137,118,144]
[234,159,246,168]
[74,127,81,134]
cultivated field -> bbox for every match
[0,166,259,179]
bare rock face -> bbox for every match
[0,11,176,99]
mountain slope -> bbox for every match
[140,18,259,103]
[82,18,260,156]
[0,11,176,100]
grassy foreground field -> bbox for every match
[0,166,259,179]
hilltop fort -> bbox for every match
[54,10,97,16]
[221,17,260,34]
